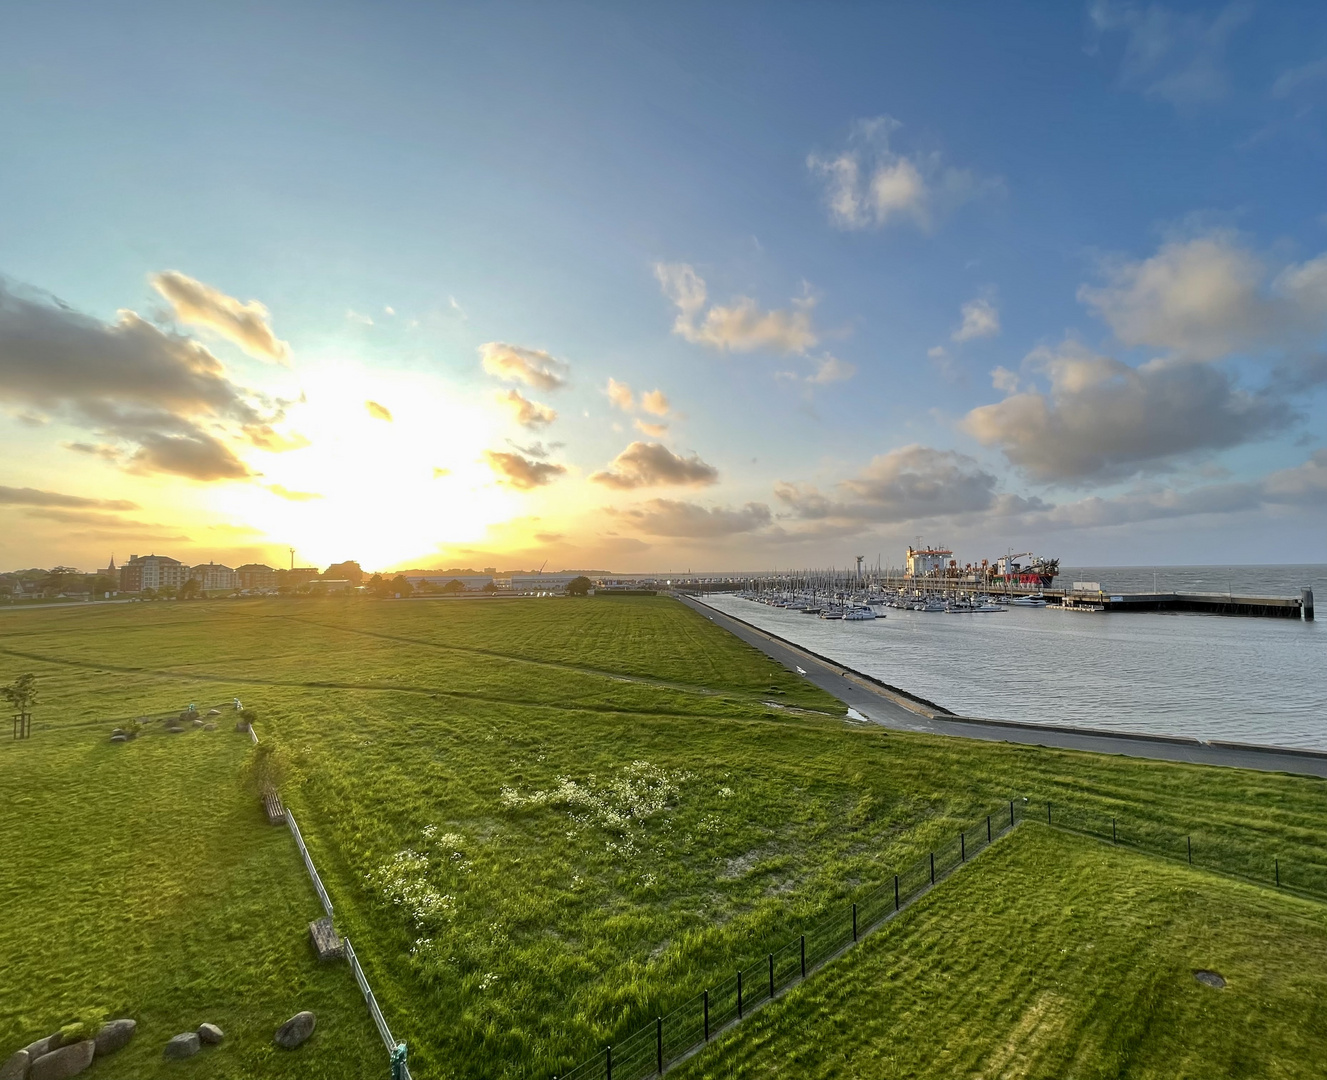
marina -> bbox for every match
[690,562,1327,752]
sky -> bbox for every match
[1,1,1325,574]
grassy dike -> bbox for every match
[676,824,1327,1079]
[2,595,1325,1078]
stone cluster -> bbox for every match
[1,1019,134,1080]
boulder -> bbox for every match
[206,709,221,717]
[274,1011,316,1049]
[234,720,251,733]
[196,1024,223,1045]
[93,1019,136,1057]
[192,718,205,727]
[21,1037,57,1062]
[163,1033,199,1060]
[29,1040,94,1080]
[0,1050,30,1080]
[202,722,217,731]
[109,734,128,743]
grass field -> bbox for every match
[676,823,1327,1079]
[2,595,1325,1078]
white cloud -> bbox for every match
[151,271,292,366]
[640,389,670,416]
[496,389,557,429]
[483,449,567,490]
[606,378,635,412]
[807,116,999,232]
[1272,56,1327,98]
[479,342,569,390]
[1089,1,1250,108]
[633,418,669,438]
[346,309,374,326]
[1078,232,1327,363]
[610,499,772,539]
[961,340,1289,484]
[655,263,817,354]
[807,354,856,384]
[952,296,1000,342]
[590,441,719,489]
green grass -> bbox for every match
[676,824,1327,1079]
[0,706,381,1078]
[2,596,1325,1078]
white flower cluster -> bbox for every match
[499,760,687,834]
[368,848,455,930]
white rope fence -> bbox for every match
[245,718,409,1078]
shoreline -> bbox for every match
[680,593,1327,780]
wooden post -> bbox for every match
[1276,858,1280,887]
[930,852,935,884]
[961,831,966,862]
[987,815,992,842]
[656,1016,662,1075]
[606,1044,611,1080]
[1112,818,1117,843]
[1010,800,1015,827]
[1187,836,1192,864]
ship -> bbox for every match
[905,545,1060,589]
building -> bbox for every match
[508,571,597,594]
[403,573,494,591]
[190,562,239,591]
[235,563,278,591]
[100,556,119,589]
[905,546,954,578]
[282,566,322,587]
[119,554,185,593]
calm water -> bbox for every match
[702,565,1327,751]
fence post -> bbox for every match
[1276,858,1280,887]
[930,852,935,885]
[961,831,966,862]
[894,875,899,911]
[1112,818,1117,844]
[1187,836,1192,864]
[1047,801,1052,826]
[1010,799,1015,827]
[987,815,992,843]
[737,970,743,1018]
[656,1017,662,1075]
[704,990,710,1041]
[606,1044,611,1080]
[800,935,806,978]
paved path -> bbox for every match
[680,594,1327,780]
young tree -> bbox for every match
[566,575,593,596]
[441,579,466,595]
[3,672,37,737]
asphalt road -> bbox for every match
[679,593,1327,780]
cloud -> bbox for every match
[1078,232,1327,366]
[496,388,557,429]
[483,449,567,490]
[346,309,374,326]
[480,342,569,390]
[590,441,719,489]
[611,498,772,538]
[606,378,635,412]
[150,271,291,365]
[0,279,293,481]
[433,467,451,478]
[807,116,1000,232]
[0,486,138,510]
[775,444,1038,525]
[267,484,322,501]
[633,418,669,437]
[366,400,393,421]
[962,340,1289,484]
[655,263,817,354]
[505,439,561,459]
[807,354,856,384]
[1088,1,1250,107]
[1272,56,1327,98]
[640,389,670,416]
[952,296,1000,342]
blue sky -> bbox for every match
[1,1,1325,572]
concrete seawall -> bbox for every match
[680,593,1327,781]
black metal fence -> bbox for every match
[1042,800,1327,902]
[554,799,1025,1080]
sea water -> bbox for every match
[701,565,1327,752]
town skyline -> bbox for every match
[3,3,1326,573]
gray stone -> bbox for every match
[273,1011,316,1049]
[93,1019,136,1057]
[0,1050,30,1080]
[206,709,221,716]
[234,720,251,733]
[196,1024,223,1045]
[192,717,205,727]
[162,1033,199,1060]
[202,722,217,731]
[29,1040,94,1080]
[1195,969,1227,989]
[109,734,127,743]
[20,1036,59,1062]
